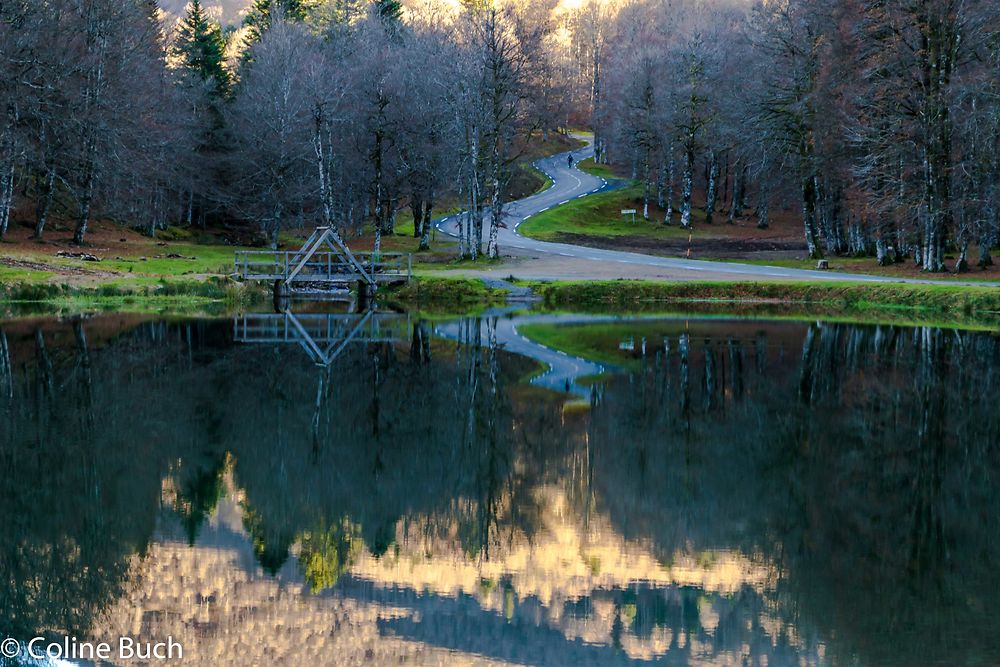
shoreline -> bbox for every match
[3,275,998,329]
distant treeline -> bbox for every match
[5,0,998,271]
[0,0,568,257]
[580,0,1000,271]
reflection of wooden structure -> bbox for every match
[233,310,410,367]
[235,227,412,298]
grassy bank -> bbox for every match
[576,157,620,180]
[529,280,1000,328]
[0,276,270,314]
[385,277,511,311]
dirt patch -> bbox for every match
[553,232,808,260]
[0,256,117,279]
[3,218,163,258]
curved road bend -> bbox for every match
[435,313,614,398]
[436,140,999,287]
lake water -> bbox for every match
[0,310,998,666]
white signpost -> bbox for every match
[621,209,637,224]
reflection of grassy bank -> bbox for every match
[527,280,1000,330]
[520,313,1000,370]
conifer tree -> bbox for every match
[173,0,230,96]
[244,0,309,46]
[375,0,402,24]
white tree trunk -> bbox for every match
[704,150,718,224]
[680,148,694,229]
[0,155,13,240]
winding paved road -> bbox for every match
[436,140,998,286]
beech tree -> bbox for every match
[227,19,314,248]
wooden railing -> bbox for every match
[235,251,412,284]
[233,312,411,345]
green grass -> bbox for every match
[386,276,511,311]
[1,276,270,311]
[519,184,707,242]
[0,265,55,282]
[518,132,587,162]
[719,257,1000,282]
[94,243,239,276]
[576,158,619,180]
[532,168,555,195]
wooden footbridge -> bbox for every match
[233,310,411,367]
[235,227,412,298]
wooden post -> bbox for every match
[356,280,370,311]
[272,280,286,314]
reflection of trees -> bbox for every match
[588,321,1000,666]
[0,322,176,639]
[225,316,570,580]
[298,517,364,592]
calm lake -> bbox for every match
[1,311,998,666]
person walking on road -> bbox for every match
[567,154,574,169]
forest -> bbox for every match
[1,0,999,271]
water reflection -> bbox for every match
[233,310,411,367]
[0,314,997,666]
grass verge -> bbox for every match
[576,158,620,180]
[519,183,708,242]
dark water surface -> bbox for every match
[1,312,998,666]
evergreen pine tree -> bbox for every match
[173,0,230,96]
[374,0,402,24]
[244,0,309,46]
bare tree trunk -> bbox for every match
[757,164,771,230]
[656,162,665,209]
[270,203,282,250]
[0,154,14,240]
[642,149,651,220]
[313,109,334,228]
[680,145,694,229]
[801,172,822,259]
[487,144,502,258]
[471,174,481,260]
[978,232,994,268]
[728,160,743,224]
[704,150,718,224]
[185,190,194,228]
[470,129,482,259]
[876,236,891,266]
[922,209,945,272]
[411,197,423,239]
[419,197,433,251]
[954,239,969,273]
[74,150,96,246]
[664,155,674,225]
